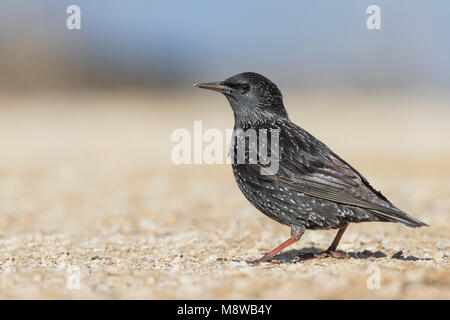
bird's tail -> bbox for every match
[369,208,428,228]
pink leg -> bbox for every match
[247,227,304,264]
[315,226,348,259]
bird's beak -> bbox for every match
[193,81,233,94]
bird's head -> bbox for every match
[194,72,288,126]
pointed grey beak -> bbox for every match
[193,81,233,94]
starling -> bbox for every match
[194,72,427,264]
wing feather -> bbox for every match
[252,122,427,227]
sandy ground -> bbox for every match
[0,90,449,299]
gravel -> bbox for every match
[0,91,448,299]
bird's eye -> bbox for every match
[240,83,251,93]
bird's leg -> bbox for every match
[247,226,304,265]
[315,226,348,259]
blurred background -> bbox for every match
[0,1,448,299]
[1,0,450,90]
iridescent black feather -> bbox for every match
[203,72,428,231]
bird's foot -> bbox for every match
[314,249,348,259]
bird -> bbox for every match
[193,72,427,264]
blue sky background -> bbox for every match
[0,1,449,89]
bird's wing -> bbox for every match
[252,124,426,227]
[276,155,394,213]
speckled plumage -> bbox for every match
[195,72,427,263]
[231,119,413,231]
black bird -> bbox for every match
[194,72,427,264]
